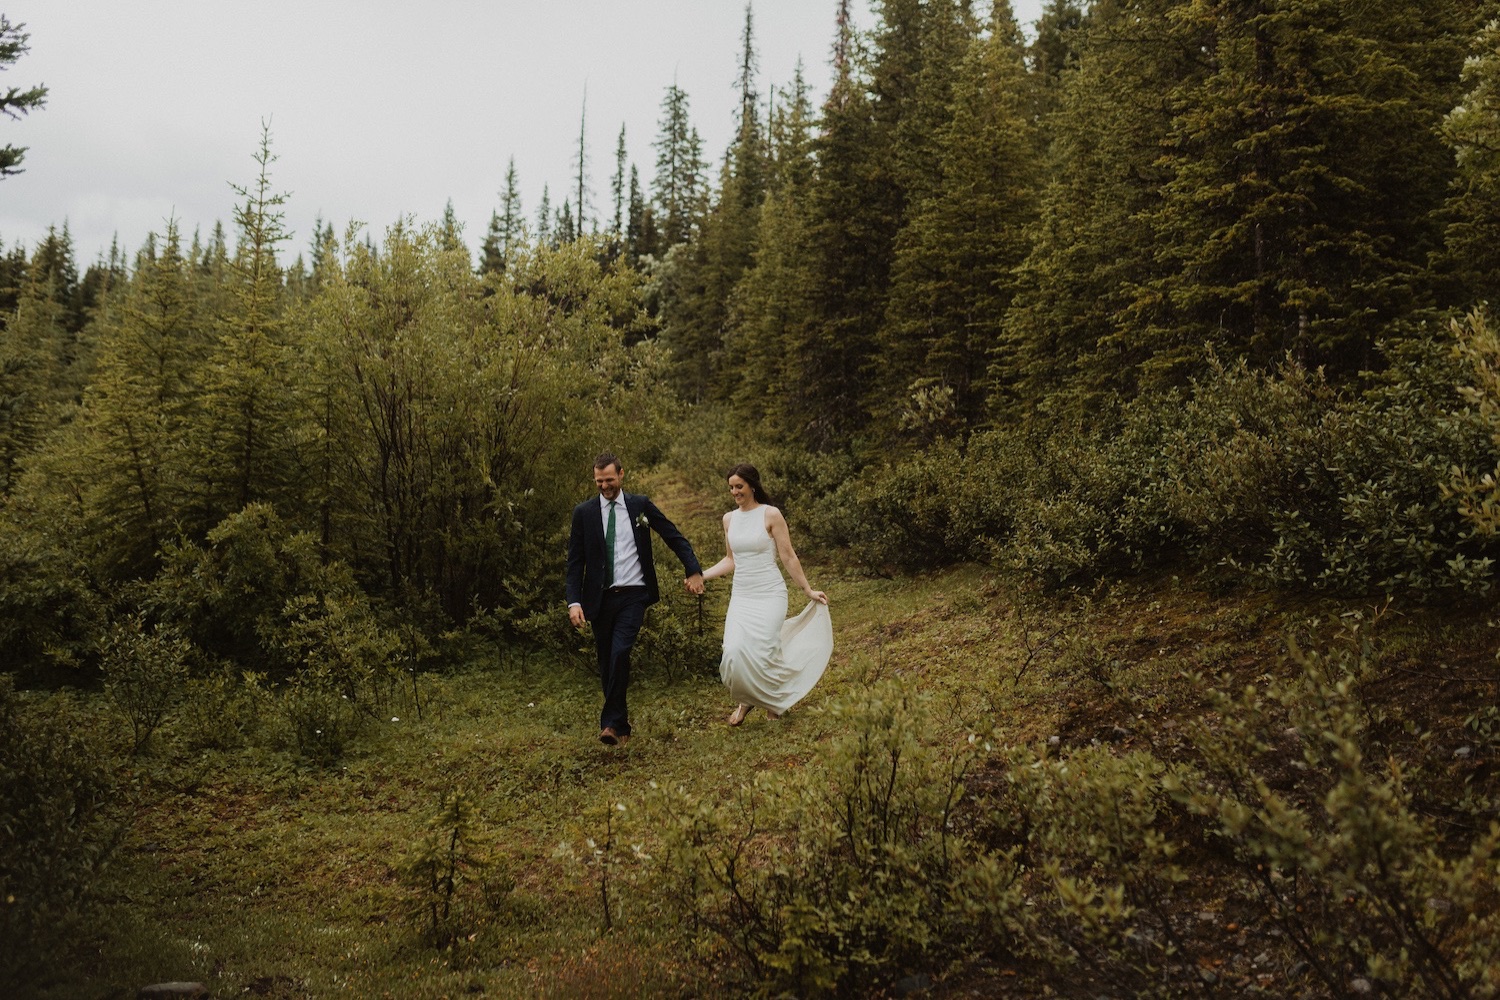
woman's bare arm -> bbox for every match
[766,506,827,604]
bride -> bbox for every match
[701,464,832,725]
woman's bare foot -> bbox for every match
[765,709,781,721]
[728,704,752,726]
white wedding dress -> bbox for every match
[719,505,833,713]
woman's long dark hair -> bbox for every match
[727,463,773,506]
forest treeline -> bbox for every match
[6,0,1500,989]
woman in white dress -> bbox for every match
[701,464,832,725]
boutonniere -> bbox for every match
[633,512,650,529]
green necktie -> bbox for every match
[604,500,617,587]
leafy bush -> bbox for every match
[648,682,997,996]
[100,614,192,752]
[1449,309,1500,538]
[275,592,404,764]
[0,676,123,987]
[803,444,968,573]
[177,667,270,752]
[1171,634,1500,998]
[143,503,363,680]
[1161,347,1495,593]
[0,513,105,685]
[988,744,1193,986]
[635,587,723,681]
[808,334,1500,596]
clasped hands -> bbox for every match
[684,573,704,595]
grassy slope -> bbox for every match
[28,476,1499,999]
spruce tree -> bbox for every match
[480,158,524,274]
[439,199,466,259]
[610,125,628,238]
[780,1,910,448]
[188,126,302,522]
[626,166,658,263]
[723,71,817,422]
[994,0,1202,414]
[652,83,706,249]
[571,90,594,237]
[878,1,1041,440]
[75,221,206,571]
[656,4,771,403]
[0,15,47,177]
[536,184,553,246]
[1136,0,1472,379]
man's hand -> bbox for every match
[569,604,587,629]
[685,573,704,595]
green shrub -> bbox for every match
[986,744,1194,992]
[648,682,999,996]
[1449,309,1500,539]
[806,334,1500,596]
[803,444,967,573]
[1170,635,1500,998]
[402,789,509,961]
[635,586,723,681]
[100,614,192,753]
[1162,347,1495,594]
[0,676,123,988]
[143,503,363,680]
[177,667,270,752]
[0,514,105,685]
[275,592,403,763]
[281,669,365,765]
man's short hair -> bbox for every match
[594,452,622,473]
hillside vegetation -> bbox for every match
[6,489,1497,997]
[7,1,1500,995]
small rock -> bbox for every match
[892,973,931,997]
[137,985,208,1000]
[1110,726,1130,742]
[1427,896,1454,913]
[1351,978,1374,994]
[1454,746,1473,759]
[1289,961,1310,978]
[1199,969,1218,985]
[1253,951,1271,966]
[1196,911,1219,923]
[1047,735,1061,746]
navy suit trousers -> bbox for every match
[594,587,648,735]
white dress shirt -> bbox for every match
[600,494,646,588]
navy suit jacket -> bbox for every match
[566,492,702,620]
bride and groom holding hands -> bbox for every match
[565,452,832,746]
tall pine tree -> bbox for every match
[878,1,1042,441]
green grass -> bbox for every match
[29,568,923,998]
[16,551,1500,998]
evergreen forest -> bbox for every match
[5,1,1500,996]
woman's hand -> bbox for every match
[807,589,828,605]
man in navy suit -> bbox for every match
[567,452,703,745]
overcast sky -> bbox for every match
[2,0,1045,268]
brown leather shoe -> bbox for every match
[599,727,619,745]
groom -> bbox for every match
[567,452,703,745]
